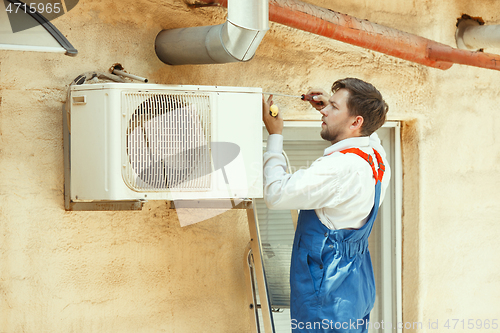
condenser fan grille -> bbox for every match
[122,92,212,192]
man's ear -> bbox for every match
[350,116,364,131]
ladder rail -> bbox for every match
[243,244,260,333]
[246,206,276,333]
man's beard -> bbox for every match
[320,126,339,143]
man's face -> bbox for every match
[320,88,356,144]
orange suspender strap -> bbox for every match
[339,148,385,182]
[373,149,386,182]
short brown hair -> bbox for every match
[331,78,388,136]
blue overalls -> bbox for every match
[290,148,385,333]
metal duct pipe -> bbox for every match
[155,0,268,65]
[456,19,500,50]
[199,0,500,72]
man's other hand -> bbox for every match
[262,94,283,135]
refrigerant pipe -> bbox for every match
[198,0,500,72]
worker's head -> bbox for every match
[334,78,388,136]
[319,78,388,144]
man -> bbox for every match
[262,78,391,332]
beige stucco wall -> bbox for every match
[1,0,499,332]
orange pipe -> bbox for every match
[427,43,500,71]
[197,0,500,71]
[266,0,452,70]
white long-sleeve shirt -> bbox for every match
[263,133,391,230]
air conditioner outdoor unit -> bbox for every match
[66,83,263,204]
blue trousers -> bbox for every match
[289,181,381,333]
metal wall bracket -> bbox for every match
[168,199,253,210]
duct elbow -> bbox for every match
[221,21,268,61]
[155,22,268,66]
[155,0,269,66]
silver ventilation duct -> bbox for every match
[155,0,269,65]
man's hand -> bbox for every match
[306,88,330,111]
[262,94,283,135]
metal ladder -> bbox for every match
[244,199,297,333]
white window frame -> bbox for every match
[367,121,403,333]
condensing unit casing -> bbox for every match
[67,83,263,202]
